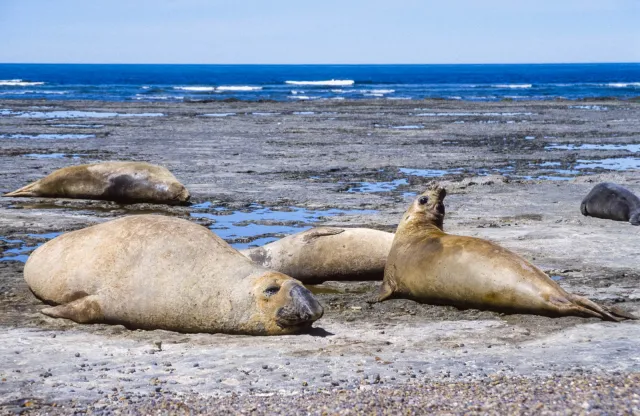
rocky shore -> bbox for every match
[1,98,639,414]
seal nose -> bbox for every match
[276,285,324,327]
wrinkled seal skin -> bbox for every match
[24,215,324,335]
[376,184,635,321]
[241,227,395,284]
[580,182,640,226]
[4,161,190,205]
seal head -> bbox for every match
[253,272,324,334]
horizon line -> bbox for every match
[1,61,639,66]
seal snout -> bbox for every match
[276,285,324,328]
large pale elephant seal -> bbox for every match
[24,215,324,335]
[241,227,394,284]
[580,182,640,225]
[4,161,190,205]
[376,184,635,321]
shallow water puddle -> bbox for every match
[348,179,409,193]
[22,153,83,159]
[545,143,640,153]
[414,111,535,117]
[568,105,608,111]
[190,204,376,249]
[200,113,236,117]
[3,110,164,118]
[0,133,95,139]
[48,124,104,128]
[347,167,465,193]
[0,233,62,263]
[574,157,640,171]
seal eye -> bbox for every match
[264,285,280,297]
[418,196,429,205]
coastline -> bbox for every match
[1,98,639,413]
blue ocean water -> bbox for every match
[0,63,639,102]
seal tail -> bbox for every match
[4,181,40,197]
[570,295,637,322]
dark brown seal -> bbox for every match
[580,182,640,225]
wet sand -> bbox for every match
[1,99,639,414]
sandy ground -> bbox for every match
[0,99,639,414]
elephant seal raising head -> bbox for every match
[376,184,635,321]
[24,215,323,335]
[4,161,190,205]
[580,182,640,225]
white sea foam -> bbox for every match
[369,89,394,94]
[135,94,171,100]
[492,84,532,89]
[285,79,354,86]
[215,86,262,91]
[289,95,311,100]
[0,79,45,86]
[173,86,216,92]
[293,111,315,115]
[606,82,640,88]
[252,112,280,116]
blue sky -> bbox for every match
[1,0,638,64]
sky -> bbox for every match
[1,0,639,64]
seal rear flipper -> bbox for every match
[41,295,104,324]
[4,181,40,197]
[569,295,632,322]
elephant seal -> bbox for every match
[580,182,640,225]
[24,215,324,335]
[241,227,394,284]
[376,184,635,321]
[4,161,190,205]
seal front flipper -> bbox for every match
[41,295,104,324]
[4,181,41,197]
[373,265,398,302]
[301,227,345,243]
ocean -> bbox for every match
[0,63,639,102]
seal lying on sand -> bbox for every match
[241,227,394,284]
[4,161,190,205]
[376,184,635,321]
[24,215,324,335]
[580,182,640,225]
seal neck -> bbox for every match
[397,212,445,237]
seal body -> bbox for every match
[241,227,394,284]
[377,185,634,321]
[580,182,640,225]
[24,215,323,335]
[4,161,190,205]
